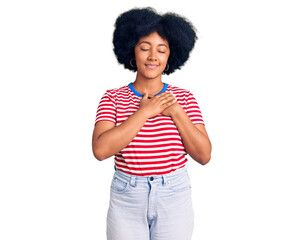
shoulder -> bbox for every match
[167,84,193,97]
[103,84,130,97]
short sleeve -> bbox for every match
[185,91,205,125]
[94,90,116,125]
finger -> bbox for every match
[166,91,175,98]
[142,90,149,100]
[157,91,173,99]
[159,98,175,110]
[167,91,175,98]
[160,93,175,103]
[158,91,169,96]
[162,99,177,108]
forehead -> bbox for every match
[137,32,169,47]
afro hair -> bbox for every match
[113,7,198,75]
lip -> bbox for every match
[145,64,159,69]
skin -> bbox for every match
[92,31,212,165]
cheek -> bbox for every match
[133,48,140,60]
[161,51,170,61]
[160,55,169,65]
[134,52,146,63]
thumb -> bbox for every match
[142,90,149,99]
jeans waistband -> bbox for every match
[113,166,188,186]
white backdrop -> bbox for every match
[1,0,293,239]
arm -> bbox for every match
[92,109,148,161]
[161,93,212,165]
[171,107,211,164]
[92,91,176,161]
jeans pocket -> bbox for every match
[168,173,191,193]
[110,176,129,193]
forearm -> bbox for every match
[94,109,148,160]
[171,107,211,164]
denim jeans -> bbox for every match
[106,166,194,240]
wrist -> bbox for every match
[136,108,150,121]
[170,104,184,119]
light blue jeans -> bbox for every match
[106,166,194,240]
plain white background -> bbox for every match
[1,0,293,239]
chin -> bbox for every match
[144,74,161,80]
[143,71,163,79]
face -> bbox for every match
[134,31,170,80]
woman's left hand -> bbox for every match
[160,92,182,117]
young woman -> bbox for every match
[92,7,211,240]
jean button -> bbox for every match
[150,176,154,181]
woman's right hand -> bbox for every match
[138,91,176,119]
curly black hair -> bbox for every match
[113,7,198,75]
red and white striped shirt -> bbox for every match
[95,82,204,176]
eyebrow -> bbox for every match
[138,41,168,48]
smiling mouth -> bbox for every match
[145,64,159,69]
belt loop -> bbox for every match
[130,176,136,187]
[162,175,166,186]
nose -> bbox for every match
[147,49,158,61]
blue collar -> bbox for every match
[128,82,168,97]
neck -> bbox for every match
[133,75,164,96]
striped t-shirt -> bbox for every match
[95,82,204,176]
